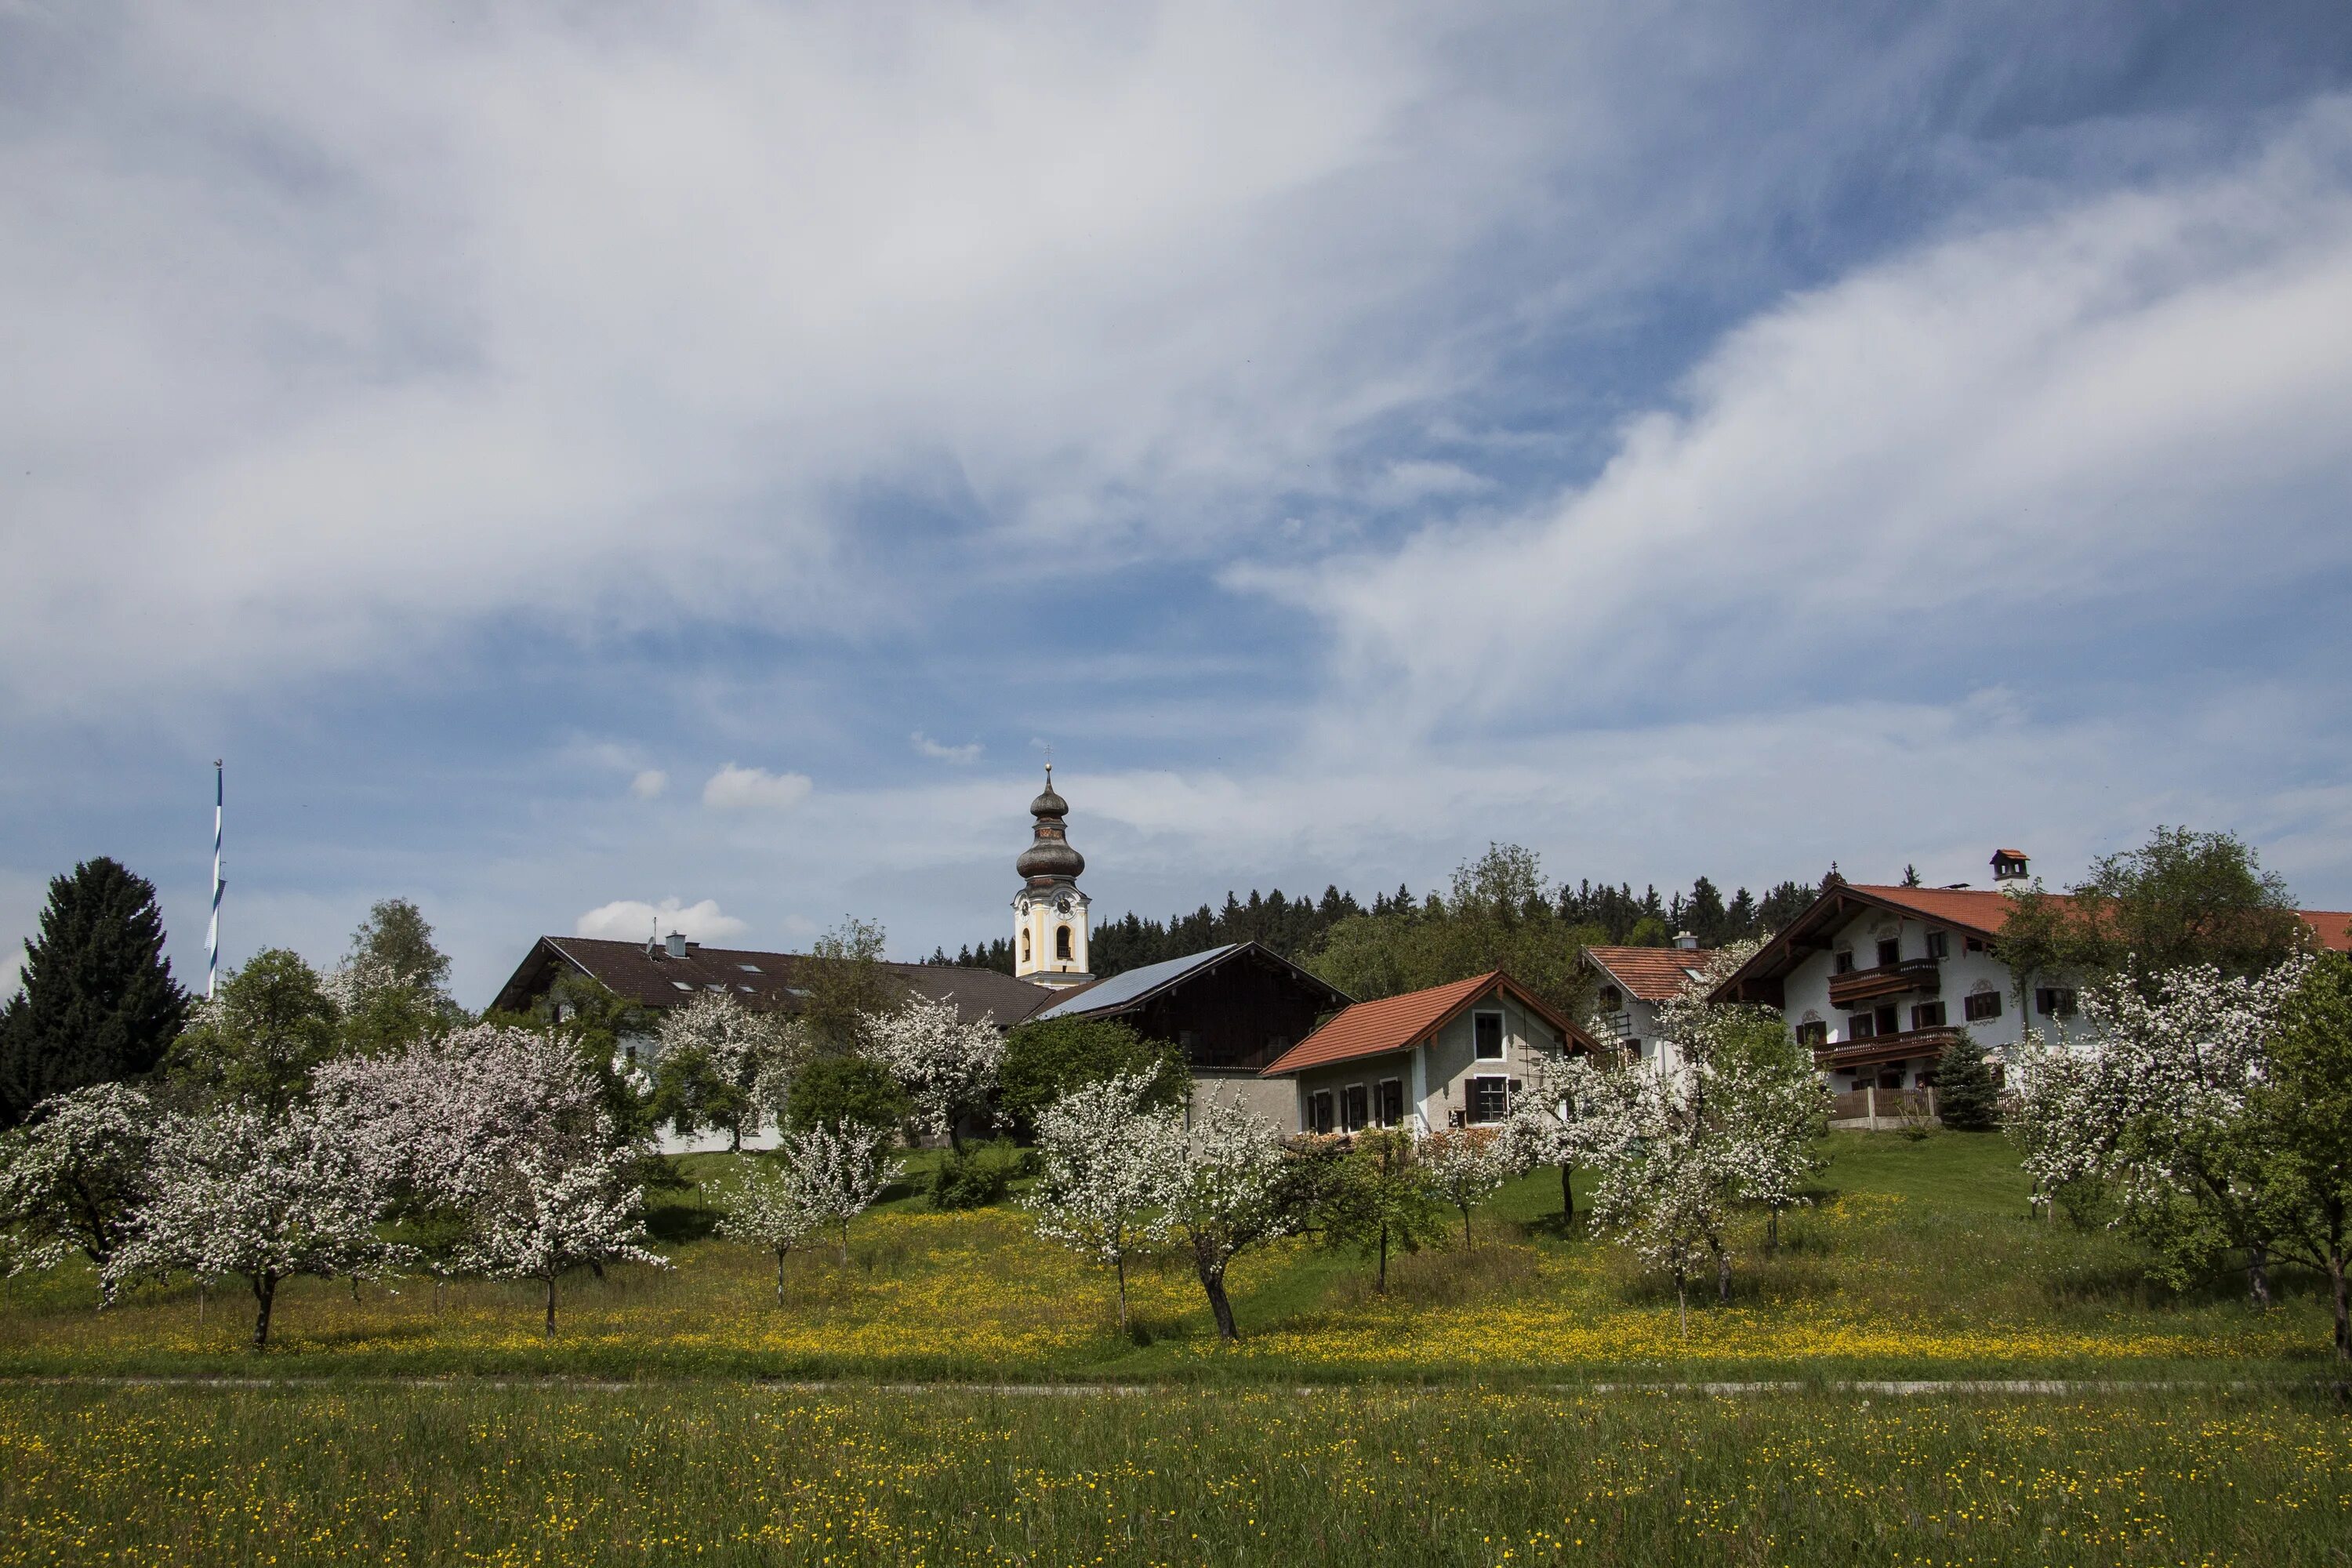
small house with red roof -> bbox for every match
[1259,971,1599,1136]
[1584,936,1717,1073]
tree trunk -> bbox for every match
[1674,1266,1687,1339]
[2330,1250,2348,1363]
[1195,1247,1239,1341]
[775,1249,787,1306]
[1560,1163,1575,1222]
[1715,1242,1731,1305]
[2247,1242,2273,1311]
[251,1272,277,1352]
[839,1223,851,1267]
[543,1272,558,1338]
[1461,1205,1475,1250]
[1377,1222,1390,1296]
[1767,1207,1780,1254]
[1115,1254,1130,1332]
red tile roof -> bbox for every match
[1851,886,2352,953]
[1584,946,1718,1003]
[1260,972,1593,1076]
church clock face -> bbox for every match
[1054,894,1075,916]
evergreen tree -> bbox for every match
[1933,1032,2000,1131]
[0,858,187,1125]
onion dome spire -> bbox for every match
[1016,763,1085,884]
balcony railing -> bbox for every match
[1826,958,1942,1009]
[1813,1025,1961,1070]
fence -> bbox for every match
[1828,1086,1937,1130]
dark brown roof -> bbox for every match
[488,937,1055,1029]
[1584,946,1719,1003]
[1261,971,1596,1076]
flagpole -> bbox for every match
[209,760,223,1000]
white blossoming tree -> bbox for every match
[103,1099,404,1350]
[652,990,799,1150]
[458,1142,666,1336]
[314,1022,661,1327]
[771,1120,897,1265]
[1573,946,1828,1326]
[0,1082,158,1288]
[718,1160,824,1305]
[2009,955,2314,1306]
[1500,1048,1610,1222]
[1026,1071,1183,1329]
[1421,1126,1511,1247]
[863,993,1005,1149]
[1163,1092,1294,1341]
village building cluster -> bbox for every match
[488,771,2352,1143]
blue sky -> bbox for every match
[6,1,2352,1007]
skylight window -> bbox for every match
[738,964,762,974]
[670,981,691,992]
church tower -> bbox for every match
[1013,764,1093,987]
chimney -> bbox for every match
[1674,931,1700,951]
[665,930,688,959]
[1991,849,2030,888]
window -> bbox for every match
[1925,930,1948,960]
[1911,1000,1947,1029]
[738,964,763,974]
[1054,925,1073,960]
[1963,991,2002,1022]
[1341,1084,1369,1133]
[623,1044,638,1066]
[1473,1011,1505,1060]
[1876,938,1901,968]
[1965,936,1988,954]
[2036,986,2077,1018]
[1795,1019,1828,1049]
[1021,930,1032,962]
[1376,1079,1404,1127]
[1846,1013,1877,1040]
[1875,1005,1900,1036]
[1306,1091,1334,1135]
[1467,1075,1510,1123]
[1599,985,1622,1011]
[670,980,692,992]
[1833,949,1855,975]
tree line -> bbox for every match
[937,852,1821,982]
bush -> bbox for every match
[783,1056,908,1140]
[997,1018,1189,1134]
[1934,1032,2001,1132]
[924,1141,1025,1210]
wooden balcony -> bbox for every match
[1826,958,1942,1009]
[1813,1025,1961,1071]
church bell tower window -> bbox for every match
[1056,926,1073,960]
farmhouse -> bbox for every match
[1584,935,1715,1073]
[1260,972,1597,1135]
[1711,851,2352,1094]
[1026,942,1351,1127]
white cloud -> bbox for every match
[702,764,813,812]
[911,732,982,764]
[630,769,669,800]
[574,897,747,944]
[1247,104,2352,731]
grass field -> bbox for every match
[4,1132,2347,1565]
[0,1131,2340,1383]
[1,1382,2345,1566]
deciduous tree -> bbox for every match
[770,1120,897,1265]
[1025,1071,1181,1329]
[1421,1127,1510,1248]
[1163,1093,1293,1341]
[0,1082,158,1285]
[864,993,1005,1149]
[165,949,341,1112]
[105,1098,401,1349]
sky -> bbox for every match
[5,0,2352,1008]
